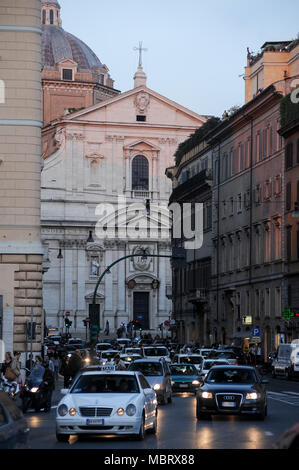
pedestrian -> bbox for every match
[42,361,55,412]
[1,351,12,376]
[67,349,83,383]
[104,320,110,336]
[25,354,33,377]
[45,354,55,373]
[114,354,127,370]
[60,354,70,388]
[53,354,61,381]
[9,351,22,383]
[256,345,262,365]
[249,344,256,366]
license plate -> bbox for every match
[179,384,189,388]
[86,419,105,425]
[222,402,236,407]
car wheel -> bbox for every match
[136,415,145,440]
[22,398,31,414]
[196,401,208,420]
[257,406,266,421]
[148,412,157,434]
[56,432,70,442]
[160,392,167,405]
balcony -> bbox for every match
[169,169,212,203]
[187,288,208,304]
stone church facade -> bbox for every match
[41,70,206,336]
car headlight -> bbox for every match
[126,404,136,416]
[201,391,213,399]
[192,380,200,385]
[117,408,125,416]
[153,384,162,391]
[84,358,90,364]
[58,404,68,416]
[30,387,39,393]
[245,392,260,400]
[69,408,77,416]
[171,380,175,386]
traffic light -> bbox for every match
[83,320,87,327]
[64,318,72,328]
[90,324,99,342]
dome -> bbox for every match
[42,26,104,71]
[41,0,105,73]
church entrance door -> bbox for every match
[133,292,149,330]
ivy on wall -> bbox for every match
[174,116,221,166]
[280,91,299,128]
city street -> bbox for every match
[23,376,299,449]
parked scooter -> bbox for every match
[21,363,48,413]
[0,373,20,400]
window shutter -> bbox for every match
[286,182,292,211]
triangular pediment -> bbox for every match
[58,59,78,67]
[61,86,207,127]
[124,140,160,152]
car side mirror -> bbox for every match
[60,388,69,395]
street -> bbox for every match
[23,376,299,449]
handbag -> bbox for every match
[5,367,17,382]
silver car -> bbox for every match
[128,359,172,405]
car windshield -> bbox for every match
[203,361,228,370]
[143,347,168,357]
[206,368,257,384]
[126,348,142,355]
[170,365,197,375]
[129,362,163,376]
[101,352,117,359]
[210,351,237,359]
[71,374,139,393]
[182,356,203,365]
[200,351,212,357]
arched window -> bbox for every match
[132,155,149,190]
[50,9,54,24]
[42,9,46,24]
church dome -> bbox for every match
[42,26,104,71]
[41,0,105,73]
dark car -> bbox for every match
[208,350,239,365]
[0,391,30,449]
[196,365,268,420]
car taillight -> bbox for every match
[234,362,238,365]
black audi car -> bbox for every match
[196,365,268,420]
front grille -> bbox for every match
[215,393,243,410]
[78,426,113,430]
[79,407,113,417]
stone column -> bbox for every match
[77,243,86,313]
[104,242,113,316]
[0,0,43,353]
[117,243,126,317]
[64,246,73,313]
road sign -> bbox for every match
[65,311,70,316]
[252,328,260,337]
[164,320,170,327]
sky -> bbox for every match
[59,0,299,118]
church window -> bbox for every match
[62,68,73,81]
[42,10,46,24]
[136,115,146,122]
[132,155,149,190]
[99,74,104,85]
[50,9,54,24]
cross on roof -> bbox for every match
[133,41,147,67]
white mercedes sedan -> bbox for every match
[56,368,158,441]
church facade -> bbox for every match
[41,67,207,336]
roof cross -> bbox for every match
[133,41,147,67]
